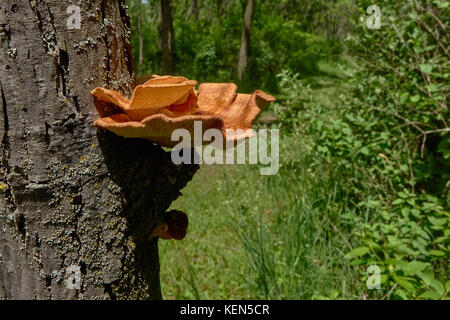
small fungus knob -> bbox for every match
[149,210,189,240]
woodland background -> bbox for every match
[126,0,449,299]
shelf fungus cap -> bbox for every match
[91,75,275,148]
[92,75,197,121]
[196,83,276,141]
[149,210,189,241]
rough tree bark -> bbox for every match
[0,0,197,299]
[237,0,254,82]
[157,0,175,75]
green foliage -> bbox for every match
[351,192,449,299]
[126,0,449,300]
[173,16,241,82]
[249,17,336,88]
[272,70,314,125]
[160,132,364,299]
[127,0,351,91]
[274,0,449,299]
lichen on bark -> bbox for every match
[0,0,197,299]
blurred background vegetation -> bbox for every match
[125,0,449,299]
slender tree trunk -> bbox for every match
[184,0,190,21]
[157,0,175,75]
[217,0,223,18]
[237,0,255,81]
[138,15,143,69]
[0,0,197,299]
[189,0,199,21]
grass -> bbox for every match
[159,60,366,299]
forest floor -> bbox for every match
[159,59,366,299]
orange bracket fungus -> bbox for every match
[91,75,276,148]
[92,75,275,241]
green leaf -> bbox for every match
[427,84,438,92]
[402,261,428,276]
[433,0,449,8]
[430,279,445,296]
[419,64,433,74]
[401,207,410,218]
[428,216,446,226]
[392,198,404,205]
[395,288,408,300]
[410,209,422,218]
[418,271,434,286]
[428,250,445,257]
[360,147,370,156]
[410,95,421,103]
[350,258,366,265]
[418,291,442,299]
[342,127,352,135]
[434,236,447,243]
[345,247,370,259]
[395,277,416,293]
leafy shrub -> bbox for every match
[347,191,449,299]
[274,0,449,299]
[249,17,336,91]
[320,0,449,299]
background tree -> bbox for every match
[237,0,255,81]
[185,0,199,21]
[137,2,144,68]
[158,0,176,74]
[0,0,196,299]
[217,0,223,18]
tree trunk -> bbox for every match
[217,0,223,18]
[157,0,175,75]
[138,15,143,69]
[187,0,199,22]
[0,0,197,299]
[237,0,255,82]
[184,0,190,21]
